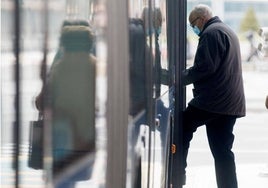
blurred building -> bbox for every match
[187,0,268,32]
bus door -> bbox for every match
[150,0,174,188]
[126,0,174,188]
[126,1,154,187]
[167,0,187,187]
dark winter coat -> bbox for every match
[182,16,246,117]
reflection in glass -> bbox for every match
[128,18,147,116]
[45,23,96,175]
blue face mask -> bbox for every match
[145,27,154,36]
[155,27,162,35]
[193,26,201,36]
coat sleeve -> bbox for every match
[182,32,226,86]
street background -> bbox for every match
[1,51,268,188]
[184,62,268,188]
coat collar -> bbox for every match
[199,16,222,36]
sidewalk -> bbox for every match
[184,111,268,188]
[184,69,268,187]
[184,164,268,188]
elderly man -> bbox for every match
[180,4,246,188]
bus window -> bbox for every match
[43,1,106,187]
[126,2,174,188]
[1,0,48,187]
[1,0,108,187]
[1,1,19,186]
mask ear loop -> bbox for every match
[192,25,201,36]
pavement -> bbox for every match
[184,66,268,188]
[184,113,268,188]
[1,60,268,188]
[184,164,268,188]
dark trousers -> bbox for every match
[181,105,238,188]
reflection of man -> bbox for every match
[153,8,163,98]
[128,18,147,116]
[181,4,245,188]
[141,7,167,98]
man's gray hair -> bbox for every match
[193,4,213,18]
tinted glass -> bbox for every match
[1,0,108,187]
